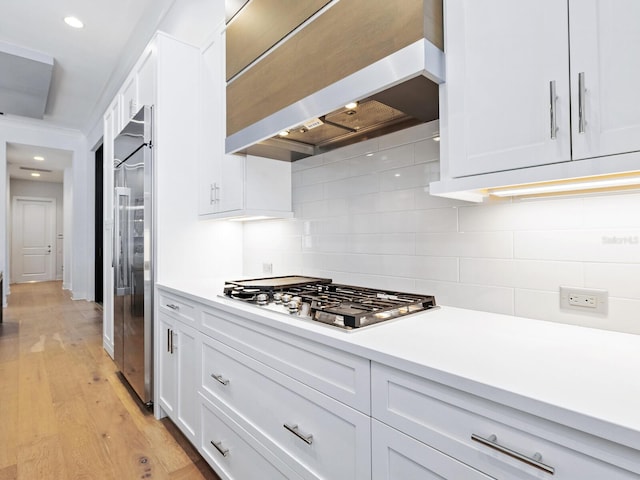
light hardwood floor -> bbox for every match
[0,281,220,480]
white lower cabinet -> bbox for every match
[200,394,302,480]
[156,310,200,444]
[371,362,639,480]
[372,420,493,480]
[199,333,371,480]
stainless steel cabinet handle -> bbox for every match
[167,328,171,353]
[284,423,313,445]
[549,80,558,140]
[212,183,220,204]
[210,440,229,457]
[578,72,586,134]
[471,434,555,475]
[211,373,229,386]
[166,304,179,310]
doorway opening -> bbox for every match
[95,144,103,304]
[6,142,72,288]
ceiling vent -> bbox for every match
[0,41,54,119]
[20,166,53,173]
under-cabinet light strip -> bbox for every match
[489,172,640,197]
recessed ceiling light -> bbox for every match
[433,136,441,142]
[31,172,41,177]
[366,153,374,157]
[278,130,289,137]
[64,16,84,29]
[33,155,45,161]
[345,102,358,109]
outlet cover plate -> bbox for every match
[559,286,608,315]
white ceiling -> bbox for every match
[0,0,177,181]
[7,143,72,183]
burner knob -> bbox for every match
[287,300,300,314]
[282,294,292,303]
[256,293,269,305]
[273,293,282,303]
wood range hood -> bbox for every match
[225,0,445,162]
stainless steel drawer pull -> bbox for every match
[166,303,179,310]
[210,440,229,457]
[471,434,555,475]
[211,373,229,386]
[549,80,558,140]
[284,423,313,445]
[578,72,586,134]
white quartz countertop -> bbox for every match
[158,278,640,449]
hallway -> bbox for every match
[0,281,218,479]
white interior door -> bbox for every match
[12,197,56,283]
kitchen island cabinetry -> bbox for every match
[156,283,640,480]
[432,0,640,199]
[199,24,293,220]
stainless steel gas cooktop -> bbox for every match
[223,276,437,331]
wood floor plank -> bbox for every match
[0,361,19,470]
[0,464,17,480]
[16,434,68,480]
[17,352,58,445]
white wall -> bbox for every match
[9,179,64,280]
[242,121,640,335]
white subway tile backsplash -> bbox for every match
[415,280,514,315]
[459,197,584,232]
[324,173,380,198]
[513,260,584,292]
[582,192,640,228]
[417,232,513,259]
[291,153,325,172]
[585,263,640,299]
[379,163,431,191]
[293,183,324,204]
[242,119,640,335]
[349,233,415,255]
[460,258,515,287]
[515,229,640,262]
[414,138,440,165]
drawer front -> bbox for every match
[372,363,638,480]
[200,394,301,480]
[201,307,370,413]
[372,419,493,480]
[201,334,371,480]
[158,290,197,324]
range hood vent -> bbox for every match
[226,39,444,161]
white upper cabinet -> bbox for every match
[444,0,570,178]
[434,0,640,198]
[198,24,293,219]
[569,0,640,160]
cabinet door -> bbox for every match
[372,420,492,480]
[175,321,199,442]
[121,75,138,125]
[217,154,244,213]
[570,0,640,160]
[136,47,156,111]
[443,0,570,178]
[199,26,225,216]
[157,313,176,417]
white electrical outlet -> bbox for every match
[559,286,608,315]
[262,263,273,274]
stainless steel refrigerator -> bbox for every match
[113,105,153,407]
